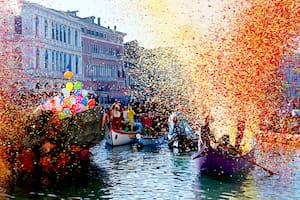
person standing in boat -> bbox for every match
[127,106,136,131]
[101,108,110,131]
[110,100,123,130]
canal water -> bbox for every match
[6,140,300,200]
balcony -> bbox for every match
[91,53,119,61]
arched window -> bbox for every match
[45,49,48,69]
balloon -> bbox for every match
[64,71,73,79]
[70,97,76,105]
[61,88,70,97]
[66,82,73,91]
[74,89,81,97]
[64,108,71,115]
[63,96,71,107]
[81,89,88,97]
[81,97,88,106]
[70,104,76,115]
[88,99,96,108]
[58,111,68,119]
[74,81,82,90]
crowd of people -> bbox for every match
[101,99,169,136]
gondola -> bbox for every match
[192,142,254,176]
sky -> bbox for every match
[26,0,227,48]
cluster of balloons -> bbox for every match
[41,71,96,119]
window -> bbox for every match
[59,25,62,41]
[81,28,85,33]
[68,28,71,44]
[36,48,40,68]
[75,56,79,74]
[75,30,78,46]
[44,20,48,38]
[68,54,72,71]
[56,24,58,40]
[56,51,59,71]
[63,26,66,43]
[51,22,54,39]
[64,53,67,71]
[35,16,39,37]
[52,50,55,70]
[60,52,63,72]
[14,16,22,34]
[45,49,48,68]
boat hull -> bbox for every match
[137,135,165,146]
[105,127,138,146]
[193,146,254,176]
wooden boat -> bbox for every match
[105,125,141,146]
[136,134,166,146]
[192,143,254,176]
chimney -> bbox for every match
[97,17,101,26]
[114,25,116,31]
[90,16,95,23]
[108,26,110,29]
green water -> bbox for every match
[6,140,300,200]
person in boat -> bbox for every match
[101,108,110,131]
[127,106,136,131]
[110,100,123,130]
[200,115,216,145]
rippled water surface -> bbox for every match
[7,141,300,200]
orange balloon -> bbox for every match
[64,71,73,79]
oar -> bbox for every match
[247,159,279,176]
[219,144,279,176]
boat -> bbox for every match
[192,143,254,176]
[136,134,166,146]
[105,125,141,146]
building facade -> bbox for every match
[17,1,83,89]
[4,1,127,103]
[74,14,127,103]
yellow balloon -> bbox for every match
[66,82,73,91]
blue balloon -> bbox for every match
[81,98,88,106]
[74,89,81,97]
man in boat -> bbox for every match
[110,100,123,130]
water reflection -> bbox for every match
[7,164,109,199]
[5,140,300,199]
